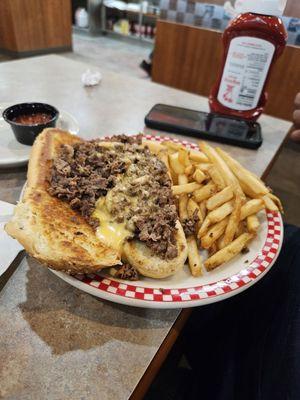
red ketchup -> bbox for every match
[209,0,287,121]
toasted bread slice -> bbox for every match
[5,129,120,274]
[123,221,188,279]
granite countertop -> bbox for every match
[0,55,292,400]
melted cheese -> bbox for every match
[93,198,131,252]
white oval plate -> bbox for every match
[0,103,79,168]
[48,135,284,309]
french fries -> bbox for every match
[169,153,185,174]
[185,164,195,176]
[198,201,233,238]
[162,141,185,152]
[193,182,217,202]
[205,233,253,271]
[247,215,260,234]
[143,140,165,155]
[196,163,213,172]
[207,166,226,190]
[178,174,189,220]
[201,218,229,249]
[206,201,234,225]
[151,139,283,277]
[193,169,206,184]
[178,147,191,167]
[216,147,269,197]
[262,195,279,212]
[199,141,245,200]
[172,182,202,196]
[222,194,242,248]
[199,201,207,220]
[240,199,264,220]
[206,186,234,211]
[189,150,209,163]
[268,193,284,213]
[187,236,203,277]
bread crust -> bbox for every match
[123,221,188,279]
[5,129,121,274]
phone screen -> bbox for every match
[147,104,253,139]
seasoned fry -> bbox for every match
[196,163,213,172]
[162,141,184,152]
[193,169,206,184]
[216,147,269,197]
[240,199,264,220]
[208,242,218,256]
[169,152,185,175]
[207,201,234,225]
[268,193,284,213]
[235,221,246,238]
[187,236,203,277]
[222,194,243,248]
[217,234,225,250]
[199,201,207,220]
[178,148,191,167]
[170,168,178,185]
[172,182,202,196]
[143,140,165,154]
[198,201,234,237]
[201,218,228,249]
[185,164,195,176]
[247,214,260,234]
[207,166,226,190]
[197,217,211,239]
[262,195,279,212]
[206,186,234,211]
[178,174,189,221]
[187,198,204,225]
[199,142,245,199]
[189,150,209,163]
[193,182,217,202]
[205,233,254,271]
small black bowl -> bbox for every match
[3,102,59,146]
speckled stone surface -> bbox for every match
[0,257,178,400]
[0,55,292,400]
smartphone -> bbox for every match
[145,104,263,149]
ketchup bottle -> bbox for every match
[209,0,288,121]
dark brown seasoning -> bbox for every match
[48,135,179,260]
[241,247,250,254]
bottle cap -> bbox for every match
[235,0,287,16]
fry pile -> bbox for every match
[145,139,283,277]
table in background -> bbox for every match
[0,55,291,400]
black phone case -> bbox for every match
[145,105,263,150]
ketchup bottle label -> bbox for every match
[217,36,275,111]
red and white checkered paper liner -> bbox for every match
[52,135,283,308]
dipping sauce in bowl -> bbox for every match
[12,112,53,125]
[3,102,59,145]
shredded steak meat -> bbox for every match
[48,135,179,259]
[105,134,143,145]
[114,263,139,281]
[48,141,127,224]
[182,210,200,237]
